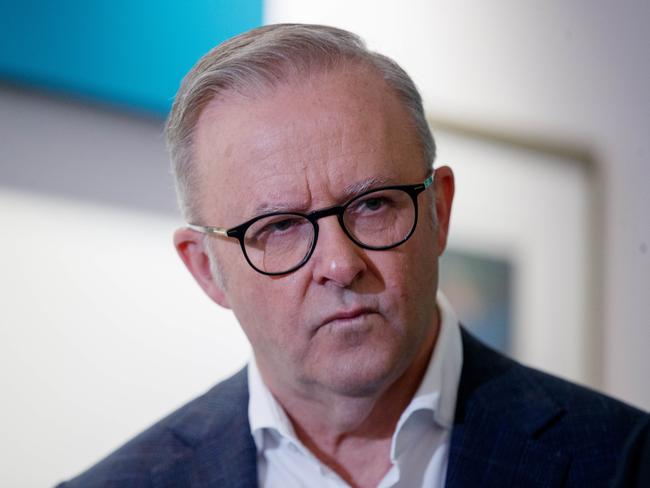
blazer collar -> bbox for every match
[446,329,570,486]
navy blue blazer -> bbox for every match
[58,330,648,487]
[611,415,650,487]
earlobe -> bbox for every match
[433,166,455,255]
[173,228,231,309]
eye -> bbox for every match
[361,197,386,211]
[247,215,308,244]
[349,194,393,215]
[268,218,298,233]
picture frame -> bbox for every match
[432,118,600,388]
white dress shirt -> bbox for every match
[248,291,463,488]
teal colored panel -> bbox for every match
[0,0,262,114]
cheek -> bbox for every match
[382,241,439,341]
[393,228,439,299]
[224,266,306,340]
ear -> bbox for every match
[432,165,455,256]
[173,227,230,309]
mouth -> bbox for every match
[319,308,378,328]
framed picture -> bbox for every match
[433,121,599,387]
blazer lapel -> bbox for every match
[446,330,571,487]
[151,368,259,488]
[151,424,258,488]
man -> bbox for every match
[59,24,647,487]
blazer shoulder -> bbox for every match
[57,368,251,487]
[459,327,647,426]
[521,360,644,419]
[515,355,649,485]
[454,329,649,485]
[450,329,648,486]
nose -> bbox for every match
[310,216,367,287]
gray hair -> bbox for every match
[165,23,436,221]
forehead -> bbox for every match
[193,66,424,223]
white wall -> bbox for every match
[266,0,650,409]
[0,189,250,487]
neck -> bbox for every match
[291,351,431,445]
[257,310,440,487]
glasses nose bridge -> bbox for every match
[309,204,346,227]
[308,204,352,249]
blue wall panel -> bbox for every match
[0,0,263,115]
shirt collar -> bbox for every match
[248,353,299,452]
[247,291,463,454]
[405,290,462,429]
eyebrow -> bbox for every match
[250,175,397,216]
[252,200,308,215]
[341,175,395,199]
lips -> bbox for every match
[319,308,377,328]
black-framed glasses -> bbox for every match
[189,174,433,276]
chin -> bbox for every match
[315,347,410,398]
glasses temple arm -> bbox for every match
[188,224,229,236]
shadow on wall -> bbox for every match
[0,84,177,216]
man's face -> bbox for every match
[187,66,452,398]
